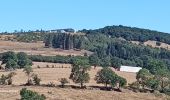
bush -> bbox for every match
[46,65,49,68]
[0,74,7,85]
[47,82,55,87]
[26,79,33,86]
[0,72,16,85]
[20,88,46,100]
[33,74,41,85]
[156,42,161,46]
[37,65,40,68]
[59,78,69,88]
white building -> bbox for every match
[119,66,142,73]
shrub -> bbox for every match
[7,78,12,85]
[156,42,161,46]
[59,78,69,88]
[20,88,46,100]
[0,72,16,85]
[33,74,41,85]
[0,74,7,85]
[46,65,49,68]
[37,65,40,68]
[47,82,55,87]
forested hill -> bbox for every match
[80,25,170,44]
[44,26,170,72]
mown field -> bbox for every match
[0,40,92,56]
[0,62,169,100]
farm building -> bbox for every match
[119,66,142,73]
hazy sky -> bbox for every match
[0,0,170,33]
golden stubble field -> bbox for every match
[0,62,169,100]
[0,40,92,56]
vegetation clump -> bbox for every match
[20,88,46,100]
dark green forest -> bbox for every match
[80,25,170,44]
[44,26,170,71]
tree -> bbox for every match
[147,60,170,92]
[20,88,46,100]
[1,51,32,70]
[145,78,159,91]
[95,67,116,88]
[70,59,91,88]
[111,57,121,69]
[1,51,18,65]
[136,68,153,89]
[59,78,69,88]
[5,59,18,70]
[154,68,170,92]
[17,52,32,68]
[114,76,127,90]
[32,74,41,85]
[89,53,100,68]
[147,60,166,75]
[100,56,111,67]
[23,66,33,85]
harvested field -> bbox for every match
[0,85,169,100]
[0,62,136,85]
[131,40,170,50]
[0,40,92,56]
[0,62,169,100]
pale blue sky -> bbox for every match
[0,0,170,33]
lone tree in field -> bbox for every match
[95,67,117,88]
[69,59,91,88]
[23,66,33,85]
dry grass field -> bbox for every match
[0,62,169,100]
[131,40,170,50]
[0,40,92,56]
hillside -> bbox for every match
[80,25,170,44]
[43,26,170,72]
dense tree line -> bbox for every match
[44,32,170,71]
[45,33,83,49]
[80,25,170,44]
[28,55,89,64]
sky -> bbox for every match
[0,0,170,33]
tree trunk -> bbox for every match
[105,83,108,88]
[81,82,83,88]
